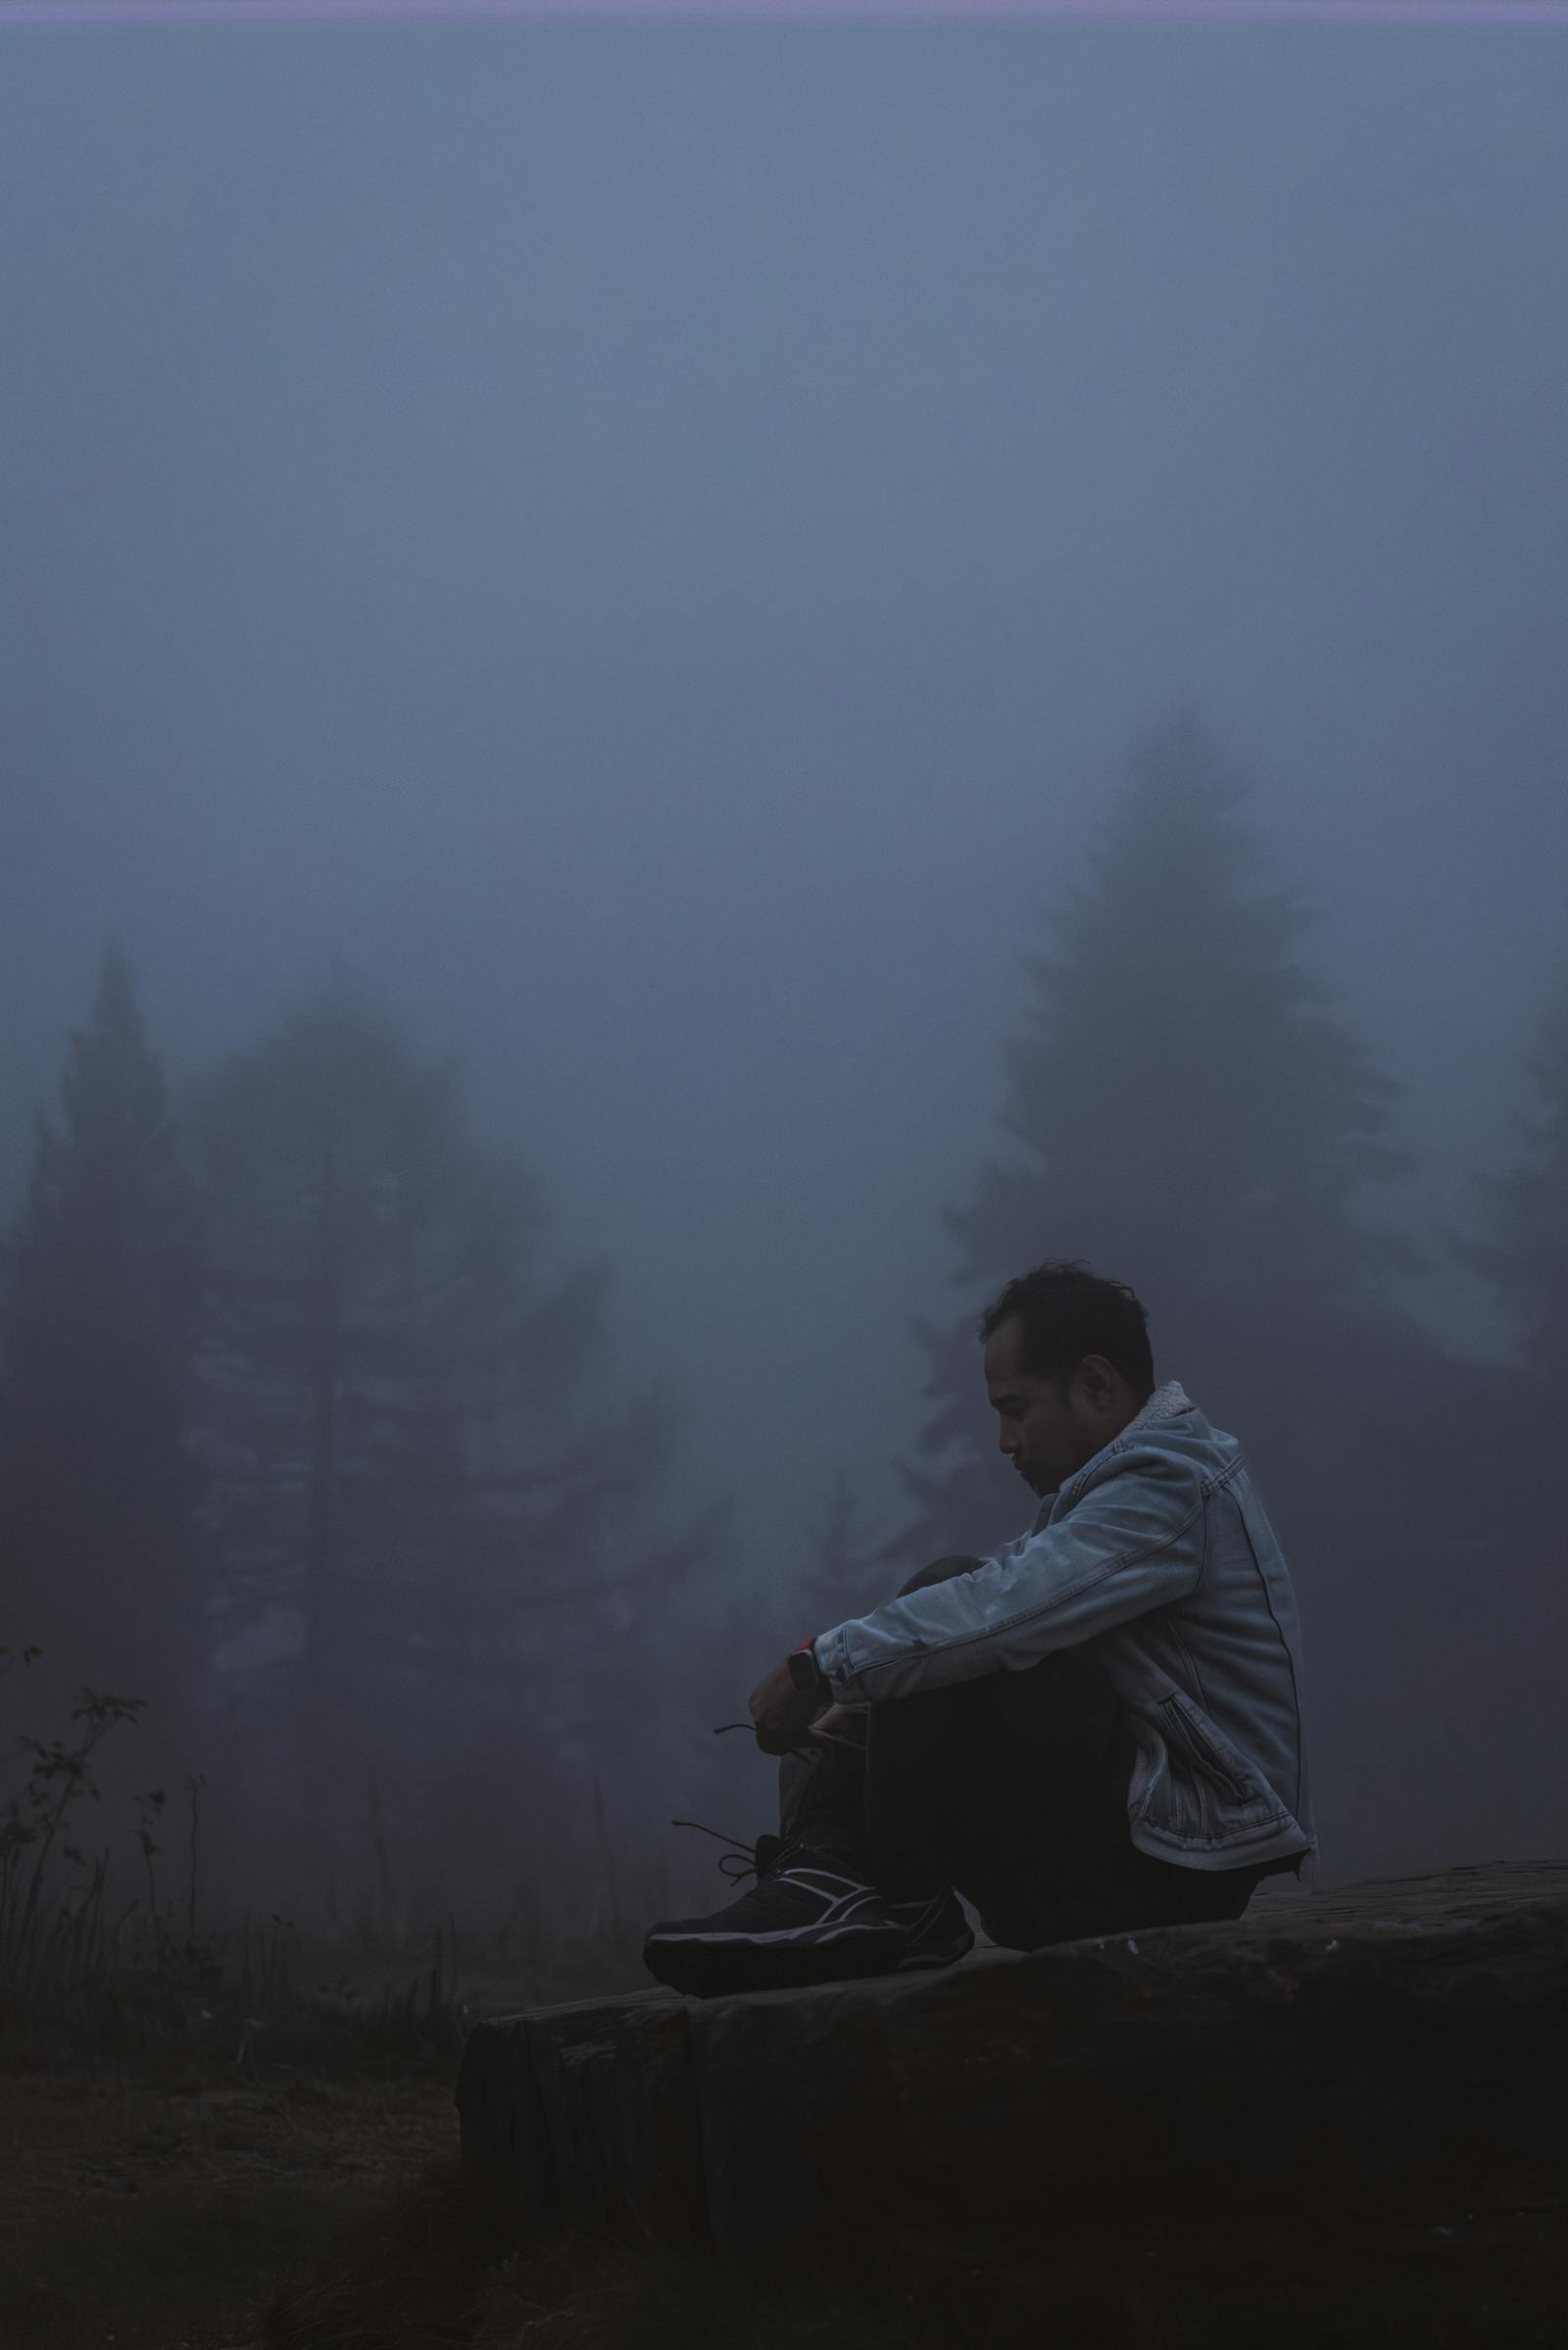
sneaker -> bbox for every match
[885,1886,975,1970]
[642,1833,906,1998]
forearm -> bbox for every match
[814,1516,1200,1705]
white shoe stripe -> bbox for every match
[645,1919,898,1946]
[775,1874,882,1924]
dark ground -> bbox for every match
[2,1924,1565,2350]
[0,1939,614,2350]
[0,2040,456,2348]
[262,2146,1568,2350]
[4,2046,1565,2349]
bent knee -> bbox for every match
[808,1703,868,1749]
[897,1552,982,1599]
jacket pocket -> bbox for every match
[1158,1690,1264,1809]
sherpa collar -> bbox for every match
[1036,1380,1196,1520]
[1119,1379,1194,1437]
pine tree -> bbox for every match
[1455,970,1568,1404]
[187,982,713,1901]
[1434,969,1568,1859]
[0,945,202,1728]
[890,715,1471,1873]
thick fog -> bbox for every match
[3,22,1566,1932]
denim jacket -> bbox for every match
[814,1382,1315,1875]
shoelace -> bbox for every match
[676,1720,851,1882]
[711,1718,846,1757]
[669,1815,787,1885]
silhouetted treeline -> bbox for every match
[1,966,729,1924]
[1,946,202,1769]
[3,713,1564,1904]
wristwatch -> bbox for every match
[787,1641,831,1703]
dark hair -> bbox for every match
[978,1259,1155,1400]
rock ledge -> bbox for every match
[456,1861,1568,2266]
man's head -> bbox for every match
[979,1260,1155,1498]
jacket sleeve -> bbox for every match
[814,1443,1206,1704]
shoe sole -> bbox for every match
[643,1923,906,1999]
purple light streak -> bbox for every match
[3,0,1568,24]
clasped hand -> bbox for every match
[747,1656,824,1755]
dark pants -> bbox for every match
[782,1558,1276,1950]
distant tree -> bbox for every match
[1454,971,1568,1407]
[1434,969,1568,1859]
[892,717,1425,1545]
[187,982,715,1902]
[888,715,1475,1874]
[0,944,202,1738]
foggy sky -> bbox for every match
[3,22,1566,1593]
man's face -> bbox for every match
[982,1317,1134,1499]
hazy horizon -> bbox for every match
[5,19,1565,1579]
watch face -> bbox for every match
[787,1648,820,1693]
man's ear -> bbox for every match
[1075,1354,1119,1412]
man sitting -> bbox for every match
[643,1260,1315,1997]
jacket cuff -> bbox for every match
[813,1623,870,1704]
